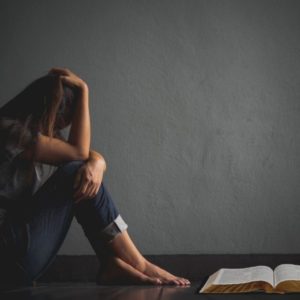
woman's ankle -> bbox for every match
[107,233,148,272]
[126,256,148,273]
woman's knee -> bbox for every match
[57,160,85,178]
[49,160,86,191]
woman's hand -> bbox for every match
[48,67,87,90]
[73,158,106,204]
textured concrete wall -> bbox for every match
[1,0,300,255]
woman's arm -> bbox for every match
[67,82,90,159]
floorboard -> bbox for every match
[1,282,300,300]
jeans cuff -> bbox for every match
[101,215,128,242]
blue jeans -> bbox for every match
[0,160,128,289]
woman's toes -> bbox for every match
[178,278,190,285]
[153,278,163,285]
[141,275,163,286]
[140,275,163,286]
[178,279,186,286]
[172,277,190,286]
[167,278,181,286]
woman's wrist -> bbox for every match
[77,81,89,94]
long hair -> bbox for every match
[0,73,77,160]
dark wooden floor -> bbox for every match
[1,282,300,300]
[3,255,300,299]
[37,254,300,283]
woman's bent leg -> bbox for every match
[22,160,129,282]
[73,184,164,285]
[73,172,189,285]
[0,160,86,288]
[73,182,128,263]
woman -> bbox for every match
[0,68,190,289]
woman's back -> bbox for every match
[0,116,67,226]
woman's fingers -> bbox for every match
[59,75,73,86]
[74,181,98,203]
[73,171,82,190]
[48,67,71,76]
[85,182,101,199]
[74,180,90,198]
[49,68,86,89]
[75,183,100,203]
[85,187,96,199]
[89,184,100,198]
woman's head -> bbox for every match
[0,73,77,136]
[0,73,77,154]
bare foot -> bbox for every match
[96,256,163,286]
[142,261,191,286]
[107,231,190,286]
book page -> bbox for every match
[214,266,274,287]
[274,264,300,286]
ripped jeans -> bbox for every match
[0,160,128,288]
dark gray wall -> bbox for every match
[1,0,300,255]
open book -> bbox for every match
[199,264,300,294]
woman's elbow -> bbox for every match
[101,157,107,172]
[76,149,89,161]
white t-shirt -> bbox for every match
[0,119,69,227]
[0,145,58,226]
